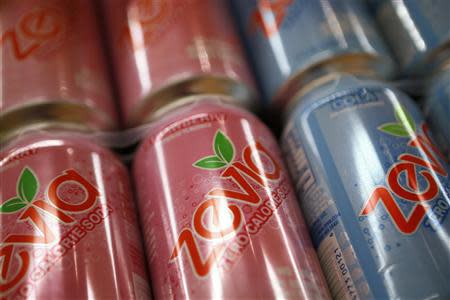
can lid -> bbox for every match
[0,101,116,145]
[276,53,395,113]
[281,72,384,123]
[126,75,258,127]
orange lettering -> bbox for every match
[243,142,281,180]
[388,162,438,202]
[250,0,293,37]
[5,207,56,244]
[208,166,261,205]
[0,245,30,293]
[360,187,428,234]
[193,199,242,240]
[48,170,99,213]
[0,30,40,60]
[170,229,225,277]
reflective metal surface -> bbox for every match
[133,98,331,299]
[282,75,450,299]
[231,0,394,104]
[0,132,150,299]
[0,0,118,133]
[373,0,450,75]
[102,0,256,126]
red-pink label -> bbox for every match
[133,101,330,299]
[103,0,255,124]
[0,135,150,299]
[1,0,117,128]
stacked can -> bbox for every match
[370,0,450,159]
[281,75,450,299]
[232,0,450,299]
[231,0,395,106]
[133,98,331,299]
[1,132,151,299]
[1,1,152,299]
[101,0,332,298]
[1,0,118,142]
[102,0,257,127]
[371,0,450,76]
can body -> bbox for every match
[133,99,330,299]
[0,0,118,137]
[373,0,450,75]
[231,0,394,104]
[424,66,450,159]
[0,133,150,299]
[282,76,450,299]
[102,0,256,126]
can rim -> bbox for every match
[0,101,117,145]
[276,53,393,117]
[126,75,258,127]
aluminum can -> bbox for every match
[0,132,151,299]
[281,75,450,299]
[102,0,256,127]
[424,61,450,159]
[372,0,450,76]
[0,0,118,141]
[231,0,395,106]
[133,98,331,299]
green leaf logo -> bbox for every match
[394,105,416,133]
[18,168,38,203]
[0,198,27,213]
[214,131,234,163]
[378,106,416,138]
[0,167,39,214]
[193,130,235,170]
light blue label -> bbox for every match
[231,0,392,100]
[282,80,450,299]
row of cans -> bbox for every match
[2,0,449,130]
[1,0,450,299]
[2,86,449,298]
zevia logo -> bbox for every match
[359,106,449,234]
[0,167,109,296]
[170,130,287,277]
[1,7,64,60]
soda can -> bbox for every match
[132,98,331,299]
[102,0,257,127]
[423,60,450,159]
[0,132,151,299]
[281,74,450,299]
[0,0,118,142]
[371,0,450,76]
[231,0,395,106]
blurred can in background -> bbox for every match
[0,0,118,141]
[231,0,395,106]
[133,98,331,299]
[102,0,257,127]
[281,75,450,299]
[371,0,450,76]
[423,59,450,159]
[0,132,150,299]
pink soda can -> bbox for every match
[133,97,331,299]
[102,0,257,127]
[0,132,151,299]
[0,0,118,142]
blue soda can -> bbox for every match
[231,0,395,105]
[372,0,450,76]
[281,75,450,299]
[424,60,450,159]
